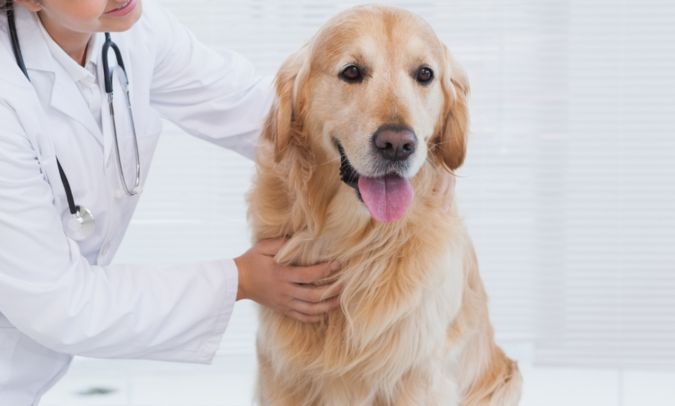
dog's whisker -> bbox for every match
[433,140,453,146]
[313,156,342,168]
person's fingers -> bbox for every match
[290,296,340,316]
[286,261,341,284]
[255,238,288,256]
[323,281,344,299]
[290,283,338,304]
[285,310,325,323]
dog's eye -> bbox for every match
[416,66,434,84]
[340,65,364,83]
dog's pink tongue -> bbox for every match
[357,174,414,223]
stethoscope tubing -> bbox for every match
[108,89,142,196]
[6,4,143,239]
[7,4,27,77]
[103,32,142,196]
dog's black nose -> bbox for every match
[372,126,417,161]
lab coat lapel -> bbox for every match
[17,8,104,147]
[49,71,104,147]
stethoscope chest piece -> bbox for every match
[62,207,96,241]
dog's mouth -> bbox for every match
[335,140,414,223]
[337,142,361,190]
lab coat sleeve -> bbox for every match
[0,103,237,363]
[144,2,275,160]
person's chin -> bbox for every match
[101,0,143,32]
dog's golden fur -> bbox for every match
[247,6,521,405]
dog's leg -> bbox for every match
[256,350,318,406]
[257,354,377,406]
[453,243,522,406]
[315,378,377,406]
[458,343,522,406]
[256,377,317,406]
[374,365,459,406]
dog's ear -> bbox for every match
[433,47,470,171]
[263,47,309,162]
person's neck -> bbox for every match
[38,13,92,66]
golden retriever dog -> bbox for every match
[247,5,522,405]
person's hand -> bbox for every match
[234,238,342,323]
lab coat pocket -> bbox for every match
[138,116,162,181]
[38,154,69,216]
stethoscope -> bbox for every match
[6,4,141,241]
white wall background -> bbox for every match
[46,0,675,404]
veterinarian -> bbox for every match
[0,0,344,403]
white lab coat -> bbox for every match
[0,3,272,404]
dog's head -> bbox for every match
[263,6,469,224]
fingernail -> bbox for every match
[330,262,341,271]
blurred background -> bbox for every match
[44,0,675,405]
